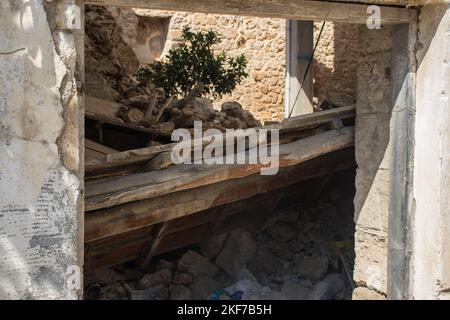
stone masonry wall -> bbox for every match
[313,22,360,106]
[0,0,83,299]
[352,25,394,300]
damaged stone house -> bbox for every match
[0,0,449,300]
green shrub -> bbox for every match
[136,26,248,99]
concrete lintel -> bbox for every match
[85,0,412,24]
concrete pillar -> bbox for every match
[285,20,314,117]
[412,3,450,300]
[353,25,394,300]
[0,0,84,299]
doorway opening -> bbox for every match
[82,3,404,301]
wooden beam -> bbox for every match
[85,105,355,178]
[84,179,299,269]
[85,0,411,24]
[286,20,314,117]
[85,126,355,211]
[85,113,159,136]
[83,165,353,270]
[84,226,153,270]
[85,147,355,242]
[139,222,169,268]
[387,22,415,300]
[85,139,117,163]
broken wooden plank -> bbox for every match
[153,96,174,124]
[84,180,299,269]
[85,126,354,211]
[85,139,118,163]
[85,147,355,242]
[84,160,355,270]
[139,222,169,268]
[273,104,355,132]
[144,92,158,122]
[85,142,174,177]
[85,241,149,271]
[85,105,355,178]
[86,113,160,135]
[84,226,153,270]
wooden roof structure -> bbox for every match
[84,106,357,270]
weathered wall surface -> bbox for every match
[412,3,450,300]
[352,25,394,300]
[313,22,360,106]
[0,0,83,299]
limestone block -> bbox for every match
[352,287,386,300]
[353,227,388,293]
[355,168,390,234]
[355,113,392,171]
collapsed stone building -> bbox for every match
[0,0,449,300]
[86,6,359,122]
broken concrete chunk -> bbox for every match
[148,284,169,300]
[173,273,194,286]
[85,71,121,101]
[101,282,129,300]
[155,122,175,136]
[122,108,145,124]
[248,245,282,277]
[234,268,258,283]
[85,267,123,286]
[266,239,295,260]
[123,94,151,109]
[178,250,219,277]
[190,276,223,300]
[191,97,215,114]
[308,273,346,300]
[122,268,144,281]
[281,282,312,300]
[199,233,227,259]
[215,229,257,277]
[129,289,154,300]
[352,287,386,300]
[139,269,172,289]
[155,259,176,271]
[221,101,261,128]
[267,222,296,242]
[220,116,247,129]
[169,284,191,300]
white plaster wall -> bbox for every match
[413,3,450,300]
[0,0,82,299]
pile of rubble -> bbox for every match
[84,170,356,300]
[116,92,262,134]
[85,5,145,101]
[83,6,356,300]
